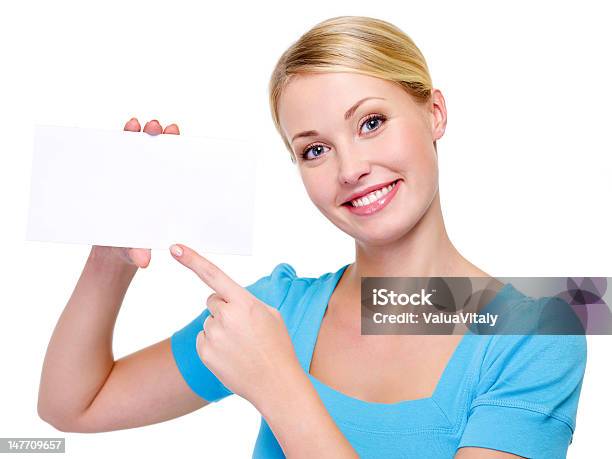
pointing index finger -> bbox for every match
[170,244,243,301]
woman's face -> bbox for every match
[277,72,447,246]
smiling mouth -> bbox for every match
[342,179,401,207]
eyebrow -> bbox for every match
[290,96,386,144]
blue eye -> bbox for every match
[360,114,386,134]
[300,114,387,161]
[301,144,328,161]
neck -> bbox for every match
[343,191,476,289]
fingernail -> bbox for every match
[150,119,159,125]
[170,244,183,257]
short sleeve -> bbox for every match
[170,262,297,402]
[458,325,587,458]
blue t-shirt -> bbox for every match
[171,263,587,459]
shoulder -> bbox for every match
[478,288,588,395]
[479,332,587,397]
[481,282,587,335]
[245,262,344,311]
[469,291,588,437]
[459,291,588,457]
[244,263,299,309]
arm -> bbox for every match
[252,363,358,459]
[165,246,357,457]
[455,333,587,458]
[456,447,525,459]
[37,246,210,432]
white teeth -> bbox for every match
[350,181,397,207]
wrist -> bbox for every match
[250,360,309,414]
[89,246,138,271]
[252,363,357,458]
[251,360,312,420]
[86,246,139,281]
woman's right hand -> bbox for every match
[91,117,181,269]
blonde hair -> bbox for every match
[269,15,434,163]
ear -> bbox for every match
[429,88,448,144]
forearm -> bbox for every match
[253,365,358,459]
[38,247,138,421]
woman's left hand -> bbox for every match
[169,243,303,407]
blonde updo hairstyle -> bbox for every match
[269,15,435,164]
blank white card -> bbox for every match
[26,125,258,255]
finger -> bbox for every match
[202,315,219,340]
[124,117,141,132]
[170,243,243,301]
[163,123,180,135]
[203,314,213,333]
[128,248,151,268]
[196,330,207,363]
[143,119,163,136]
[206,293,226,318]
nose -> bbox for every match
[337,146,371,185]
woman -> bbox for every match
[38,16,586,458]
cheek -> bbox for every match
[302,173,334,206]
[380,125,438,211]
[386,122,437,177]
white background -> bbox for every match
[1,0,610,457]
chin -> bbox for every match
[356,225,410,247]
[337,218,409,246]
[347,205,424,244]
